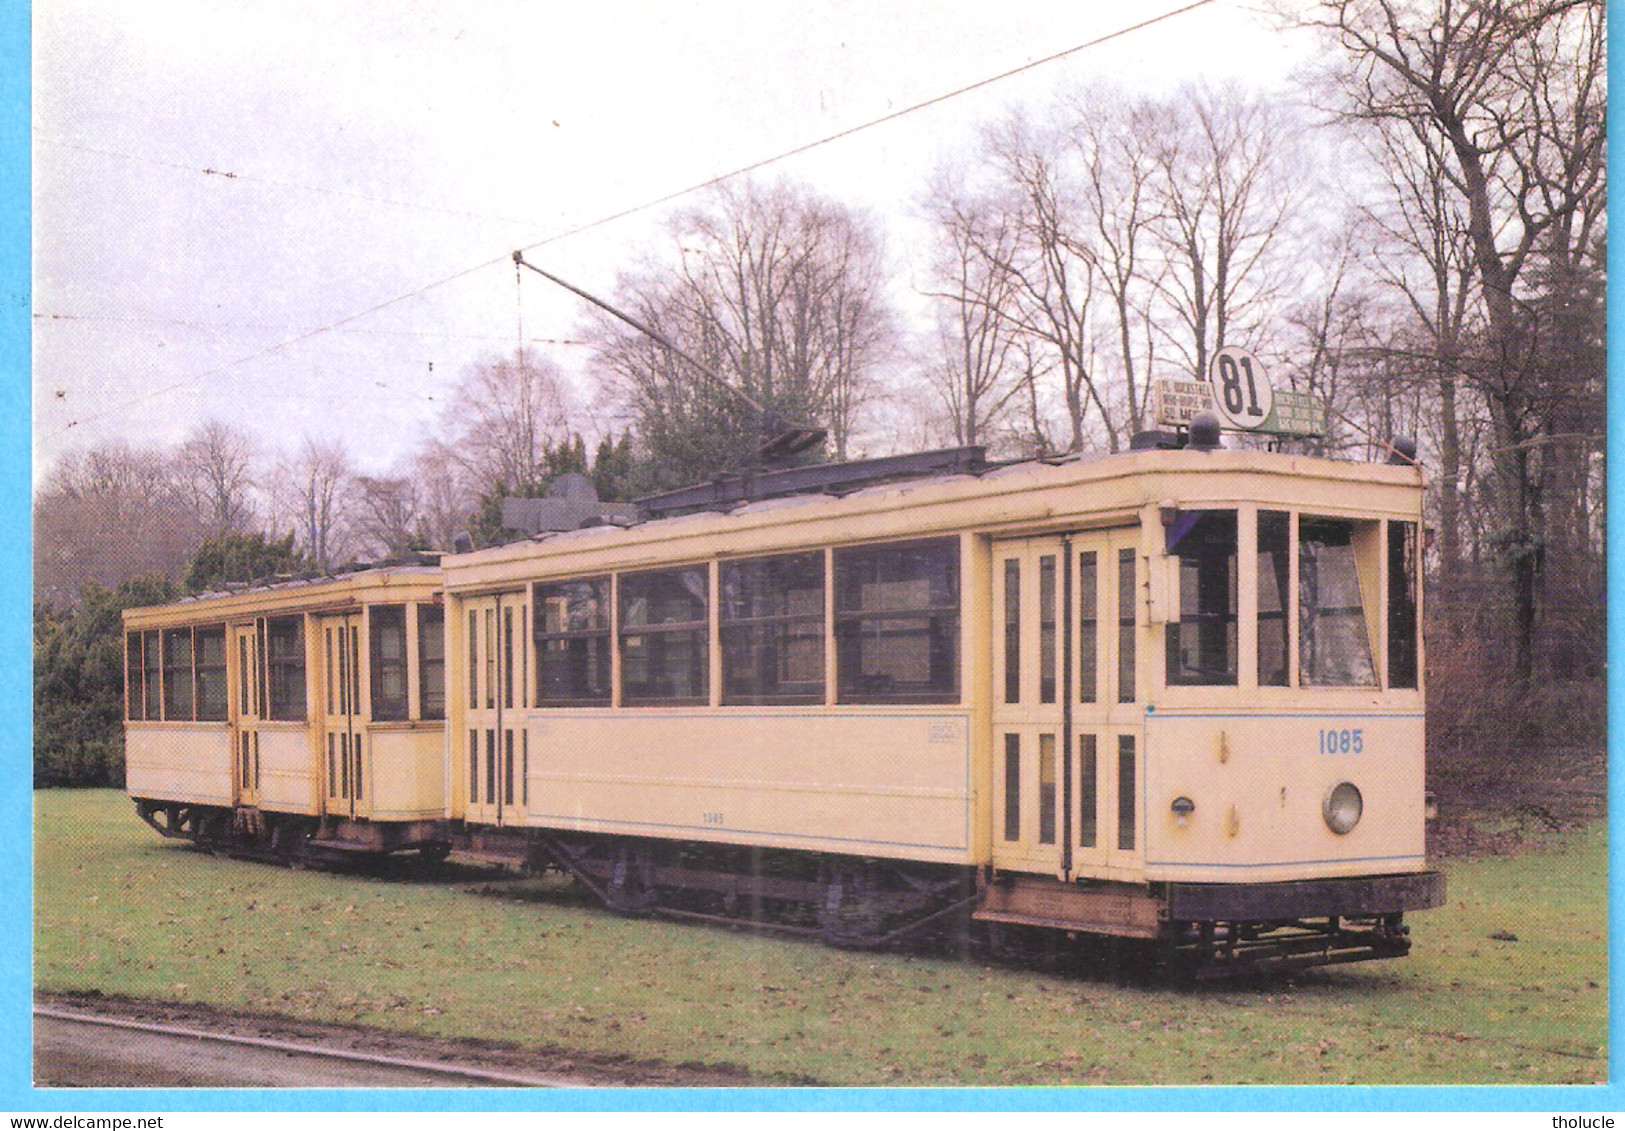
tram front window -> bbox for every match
[1299,517,1378,687]
[1166,510,1237,686]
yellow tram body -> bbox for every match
[439,446,1440,955]
[123,443,1444,972]
[123,564,449,856]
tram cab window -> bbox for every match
[264,616,308,720]
[1298,518,1378,687]
[1165,510,1238,686]
[535,577,612,705]
[721,552,825,705]
[620,568,709,705]
[834,537,960,704]
[1257,511,1290,687]
[1388,521,1420,689]
[370,605,409,721]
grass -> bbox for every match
[34,789,1607,1087]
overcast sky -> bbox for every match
[32,0,1322,485]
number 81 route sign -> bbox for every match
[1209,346,1274,429]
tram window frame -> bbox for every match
[369,605,409,722]
[417,604,446,720]
[1164,510,1238,686]
[124,630,159,721]
[1298,517,1379,688]
[141,630,162,720]
[125,632,143,720]
[619,566,709,706]
[161,628,194,719]
[833,537,961,705]
[263,615,308,721]
[720,551,825,706]
[534,577,612,706]
[194,626,228,721]
[1387,521,1420,690]
[1257,511,1291,687]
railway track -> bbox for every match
[34,1004,581,1088]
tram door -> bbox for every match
[231,624,261,809]
[464,593,528,827]
[992,530,1142,880]
[319,614,367,820]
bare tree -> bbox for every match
[980,114,1110,452]
[437,351,570,497]
[917,171,1026,449]
[289,437,352,572]
[1067,89,1168,436]
[353,474,423,559]
[591,178,894,488]
[33,442,205,606]
[176,420,257,537]
[1145,84,1302,384]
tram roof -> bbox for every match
[443,445,1422,584]
[123,561,443,627]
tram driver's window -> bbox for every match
[1388,521,1420,689]
[834,537,960,703]
[1257,511,1290,686]
[1165,510,1238,686]
[1299,517,1378,687]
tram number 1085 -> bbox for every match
[1318,728,1364,755]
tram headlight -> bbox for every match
[1322,781,1363,835]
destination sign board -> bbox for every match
[1151,351,1326,439]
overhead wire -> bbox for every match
[43,0,1217,441]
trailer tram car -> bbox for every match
[124,431,1446,976]
[124,562,452,863]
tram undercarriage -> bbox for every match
[132,799,451,866]
[134,799,1443,979]
[465,825,1445,979]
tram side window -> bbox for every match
[1165,510,1237,686]
[370,605,409,721]
[620,568,708,705]
[1299,518,1377,687]
[535,577,611,705]
[721,552,825,705]
[194,627,228,721]
[1388,521,1420,689]
[125,630,161,720]
[834,537,960,704]
[264,616,308,720]
[125,633,141,720]
[418,604,446,720]
[162,628,194,719]
[142,631,162,720]
[1257,511,1290,687]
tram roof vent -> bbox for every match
[1387,435,1419,465]
[502,474,640,534]
[1187,411,1224,451]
